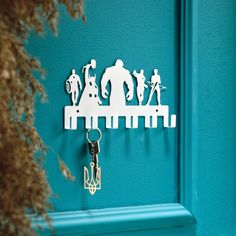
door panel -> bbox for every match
[31,0,178,212]
[29,0,236,235]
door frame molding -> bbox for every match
[32,0,198,234]
[179,0,198,213]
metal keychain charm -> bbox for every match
[84,128,102,195]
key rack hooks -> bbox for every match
[64,59,176,130]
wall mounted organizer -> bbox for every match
[64,59,176,195]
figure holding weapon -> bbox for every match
[146,69,166,105]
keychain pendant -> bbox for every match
[84,162,101,195]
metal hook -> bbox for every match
[86,128,102,143]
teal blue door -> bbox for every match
[30,0,236,235]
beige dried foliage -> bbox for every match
[0,1,85,235]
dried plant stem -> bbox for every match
[0,1,85,235]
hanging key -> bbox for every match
[88,140,100,179]
[84,128,102,195]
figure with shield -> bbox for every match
[65,69,82,106]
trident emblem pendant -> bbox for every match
[84,162,101,195]
[84,128,102,195]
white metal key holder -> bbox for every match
[64,59,176,195]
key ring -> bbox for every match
[86,128,102,143]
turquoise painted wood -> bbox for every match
[196,0,236,235]
[30,0,178,211]
[29,0,236,235]
[33,203,195,235]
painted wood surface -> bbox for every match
[28,0,236,235]
[30,0,178,212]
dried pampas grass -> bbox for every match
[0,1,85,235]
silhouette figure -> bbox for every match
[147,69,166,105]
[133,69,148,105]
[79,59,102,108]
[66,69,82,106]
[101,59,133,106]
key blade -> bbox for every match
[88,141,100,155]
